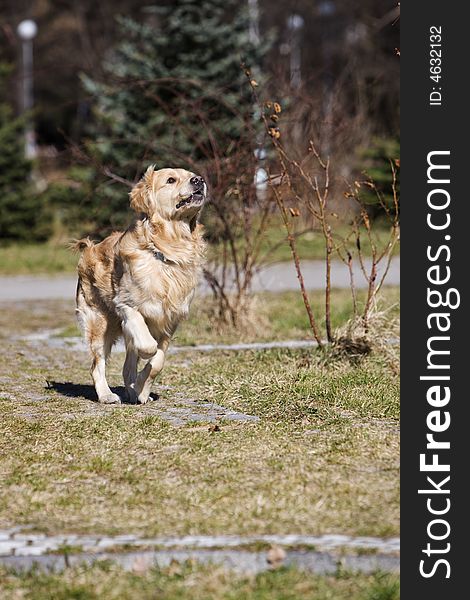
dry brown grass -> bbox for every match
[0,290,399,540]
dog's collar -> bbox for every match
[152,249,168,263]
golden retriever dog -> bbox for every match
[73,166,207,404]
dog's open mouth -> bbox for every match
[176,192,204,210]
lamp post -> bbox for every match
[248,0,260,45]
[247,0,266,199]
[318,1,336,157]
[17,19,38,159]
[287,14,304,90]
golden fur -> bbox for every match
[74,166,206,404]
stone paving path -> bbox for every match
[0,529,400,574]
[17,331,400,355]
[19,332,323,354]
[5,383,260,426]
[1,548,400,576]
[120,392,260,426]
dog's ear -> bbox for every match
[129,165,155,215]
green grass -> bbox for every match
[44,287,399,346]
[177,287,400,345]
[0,242,77,275]
[228,221,400,265]
[0,221,399,275]
[0,564,399,600]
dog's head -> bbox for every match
[130,166,207,225]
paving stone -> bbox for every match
[0,554,67,571]
[0,541,27,556]
[47,535,80,546]
[109,535,138,543]
[38,541,63,553]
[96,538,123,549]
[15,545,47,556]
[74,537,101,550]
[12,533,47,542]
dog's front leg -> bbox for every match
[118,305,158,360]
[132,338,169,404]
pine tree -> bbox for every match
[81,0,266,235]
[360,137,400,219]
[0,63,44,243]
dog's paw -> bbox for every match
[137,393,151,405]
[98,392,121,404]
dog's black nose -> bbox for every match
[190,176,204,190]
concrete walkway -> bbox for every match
[0,257,399,302]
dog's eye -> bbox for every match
[166,177,176,184]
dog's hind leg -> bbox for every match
[91,328,121,404]
[79,305,121,404]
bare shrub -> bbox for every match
[340,162,400,333]
[247,69,399,349]
[200,121,276,328]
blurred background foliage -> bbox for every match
[0,0,399,243]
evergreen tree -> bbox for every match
[81,0,266,235]
[0,63,47,243]
[360,137,400,219]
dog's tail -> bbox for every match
[68,238,95,253]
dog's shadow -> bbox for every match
[45,381,158,405]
